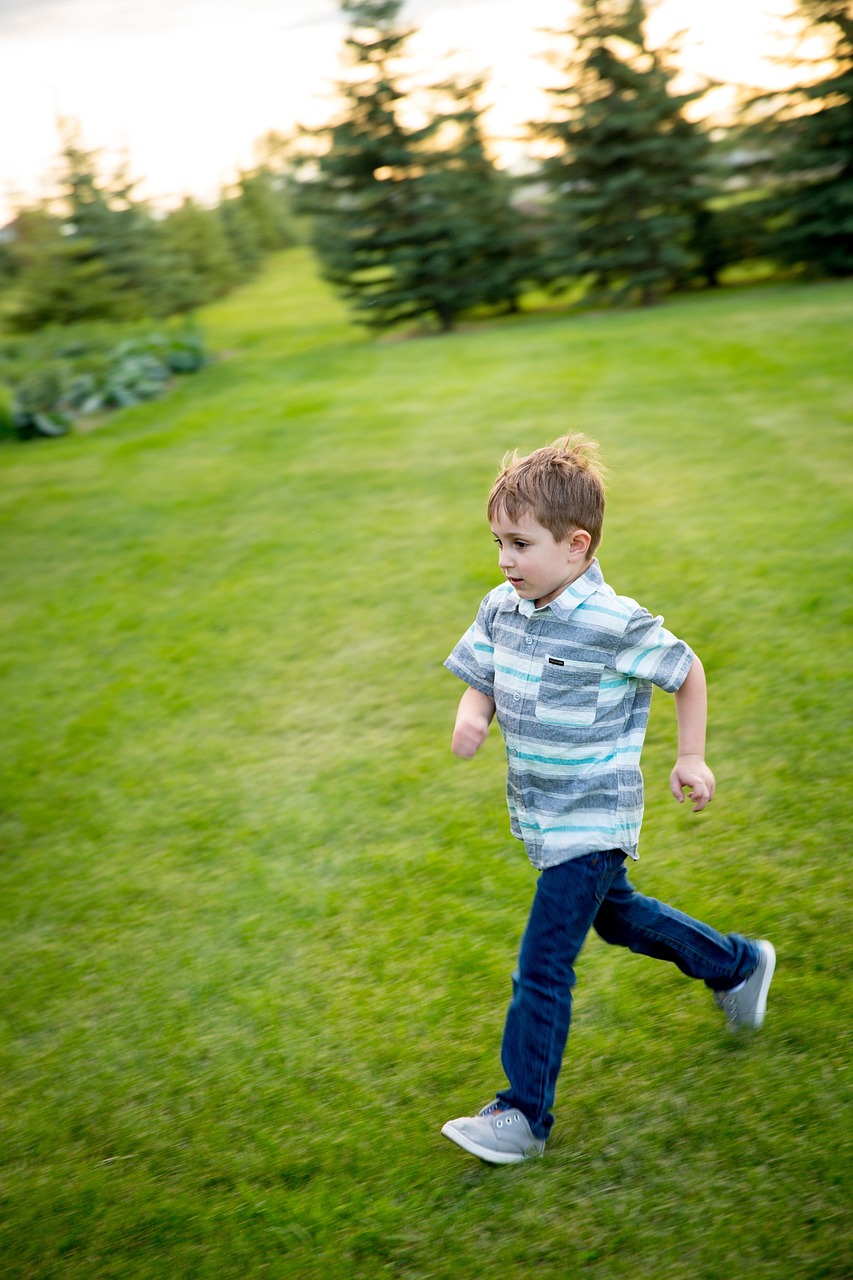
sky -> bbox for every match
[0,0,809,222]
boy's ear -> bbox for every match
[569,528,592,559]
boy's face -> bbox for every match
[490,506,592,609]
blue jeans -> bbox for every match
[496,850,760,1139]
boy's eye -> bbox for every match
[515,541,528,550]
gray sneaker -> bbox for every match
[441,1101,545,1165]
[715,940,776,1029]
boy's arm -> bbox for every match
[451,686,496,758]
[670,656,716,812]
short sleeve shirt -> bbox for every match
[445,560,694,867]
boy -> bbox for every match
[441,435,775,1165]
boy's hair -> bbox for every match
[487,434,606,556]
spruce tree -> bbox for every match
[234,166,297,253]
[531,0,711,304]
[749,2,853,276]
[57,124,172,315]
[11,234,131,330]
[218,192,265,278]
[10,122,164,328]
[298,0,527,331]
[157,198,241,312]
[412,78,533,326]
[296,0,425,330]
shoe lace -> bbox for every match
[714,989,740,1020]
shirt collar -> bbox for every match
[506,559,603,619]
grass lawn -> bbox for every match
[1,250,851,1278]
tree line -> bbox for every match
[0,125,295,332]
[1,0,850,337]
[297,0,852,330]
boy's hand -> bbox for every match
[451,713,491,758]
[451,688,496,758]
[670,754,716,812]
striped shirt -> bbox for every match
[445,559,694,868]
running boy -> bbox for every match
[441,435,775,1165]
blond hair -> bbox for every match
[487,434,606,556]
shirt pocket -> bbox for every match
[535,658,604,727]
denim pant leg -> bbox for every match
[497,850,626,1140]
[592,865,760,990]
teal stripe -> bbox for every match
[621,656,649,677]
[518,820,624,835]
[516,750,618,767]
[578,602,632,621]
[495,662,540,682]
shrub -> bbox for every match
[0,324,208,442]
[0,382,16,439]
[13,361,72,439]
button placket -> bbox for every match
[521,623,540,711]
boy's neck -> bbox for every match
[533,557,595,609]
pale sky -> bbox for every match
[0,0,806,222]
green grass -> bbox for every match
[1,249,851,1278]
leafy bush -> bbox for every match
[0,324,208,441]
[13,361,72,439]
[123,331,208,374]
[0,382,16,439]
[89,349,170,411]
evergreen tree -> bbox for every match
[157,197,241,312]
[297,1,527,331]
[10,122,163,328]
[11,235,132,330]
[531,0,711,304]
[235,166,297,253]
[218,190,266,278]
[0,207,58,289]
[57,123,172,314]
[410,78,533,326]
[6,121,294,330]
[296,0,427,330]
[748,2,853,276]
[1,206,60,284]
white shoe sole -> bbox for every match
[440,1120,541,1165]
[751,940,776,1027]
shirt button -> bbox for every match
[514,692,520,700]
[526,637,533,645]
